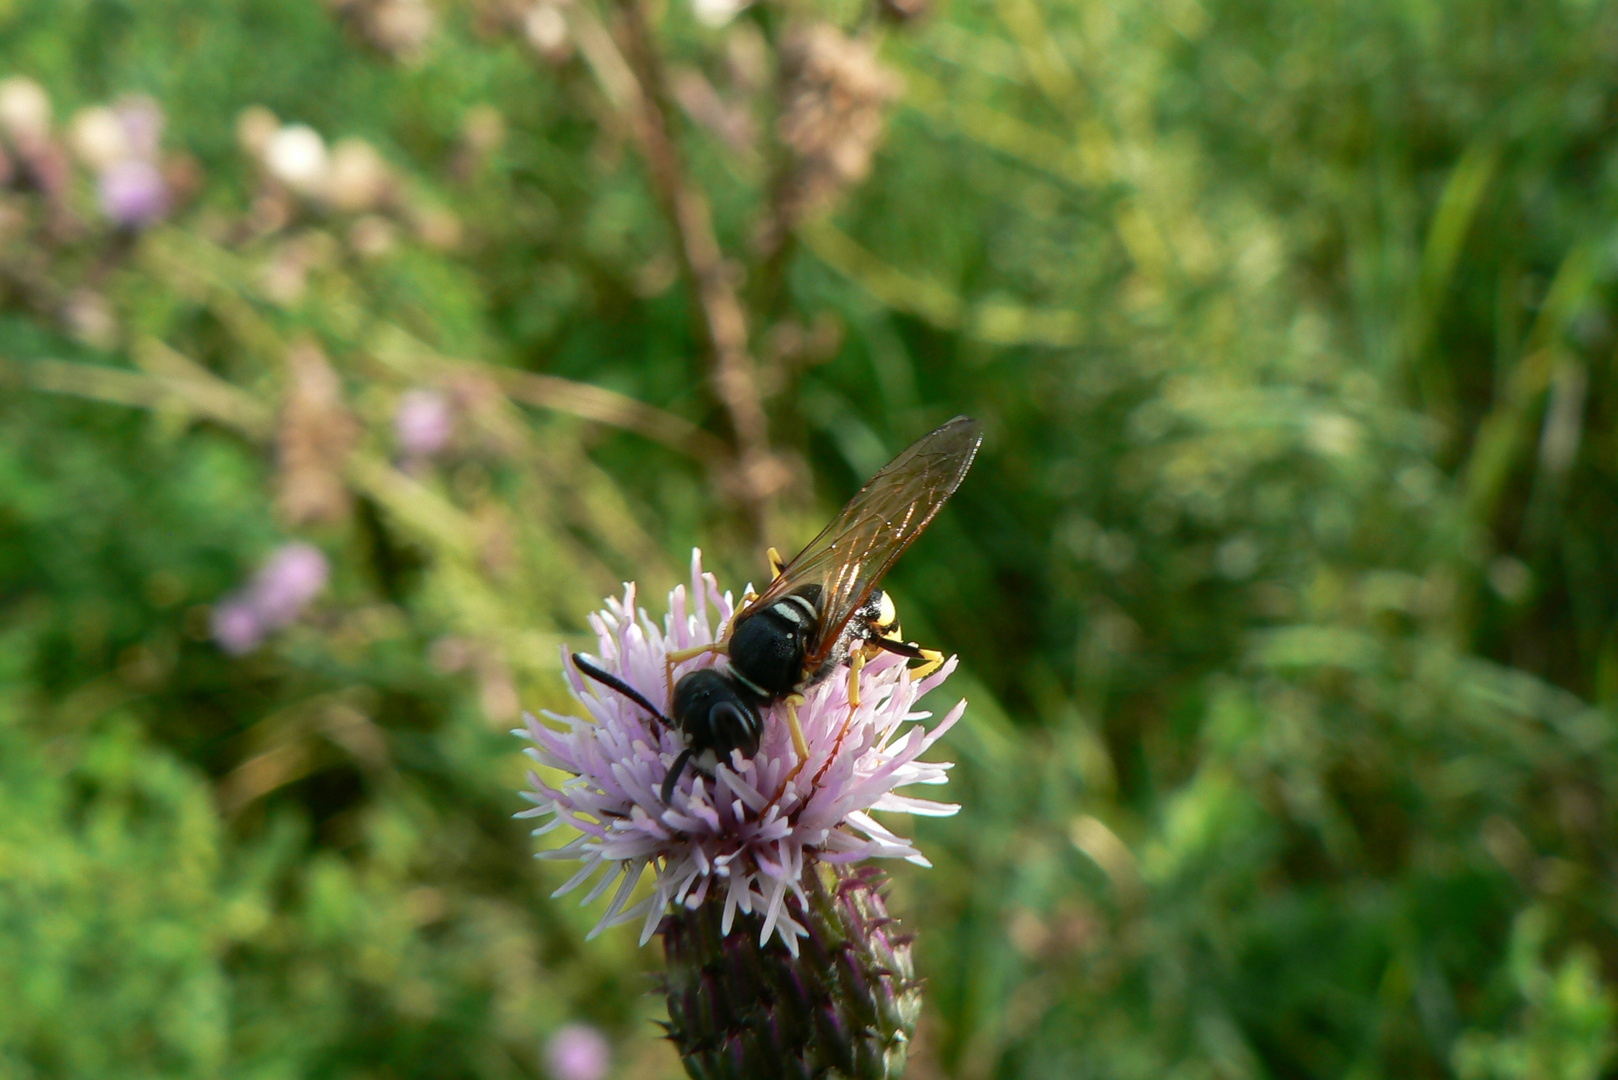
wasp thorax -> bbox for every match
[727,592,818,696]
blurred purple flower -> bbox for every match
[394,389,453,458]
[213,542,330,655]
[98,158,169,227]
[248,542,330,626]
[211,600,264,656]
[544,1024,610,1080]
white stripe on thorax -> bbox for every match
[775,594,818,626]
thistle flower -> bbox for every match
[394,388,454,460]
[98,157,169,228]
[519,551,961,1076]
[519,549,962,952]
[543,1023,611,1080]
[211,542,331,655]
[248,542,331,626]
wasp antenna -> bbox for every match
[572,653,671,727]
[661,747,694,805]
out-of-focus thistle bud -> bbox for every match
[394,387,454,460]
[69,95,173,229]
[0,77,52,152]
[662,863,921,1080]
[521,1,572,64]
[277,337,357,524]
[544,1023,611,1080]
[325,137,393,213]
[99,158,170,228]
[691,0,748,29]
[366,0,437,61]
[211,542,331,655]
[325,0,438,61]
[758,24,901,257]
[236,106,281,160]
[69,107,130,172]
[876,0,931,24]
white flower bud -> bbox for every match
[0,77,52,148]
[523,3,569,58]
[325,137,389,213]
[69,107,131,171]
[691,0,747,28]
[236,105,279,158]
[264,123,330,196]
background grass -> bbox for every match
[3,0,1618,1076]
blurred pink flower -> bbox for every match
[247,542,329,626]
[210,600,264,656]
[394,388,453,458]
[543,1023,610,1080]
[212,542,330,654]
[518,550,963,954]
[98,158,168,227]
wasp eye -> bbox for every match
[711,700,761,757]
[712,700,744,730]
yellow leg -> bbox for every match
[910,647,944,681]
[768,694,812,803]
[664,641,725,710]
[767,546,786,579]
[785,694,809,768]
[812,649,866,788]
[665,586,764,708]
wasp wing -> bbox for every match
[740,415,982,665]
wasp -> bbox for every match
[574,415,981,804]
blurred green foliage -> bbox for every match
[3,0,1618,1076]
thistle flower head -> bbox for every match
[211,541,331,655]
[98,157,169,228]
[518,550,963,953]
[543,1023,610,1080]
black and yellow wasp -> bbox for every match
[574,415,982,803]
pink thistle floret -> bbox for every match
[517,550,964,954]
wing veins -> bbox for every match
[737,417,982,667]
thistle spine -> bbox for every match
[661,863,922,1080]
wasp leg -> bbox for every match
[784,694,810,775]
[664,587,758,708]
[717,591,753,648]
[664,641,726,710]
[812,648,867,788]
[911,647,945,681]
[666,642,723,665]
[873,636,945,681]
[661,747,695,805]
[767,694,812,806]
[767,546,786,579]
